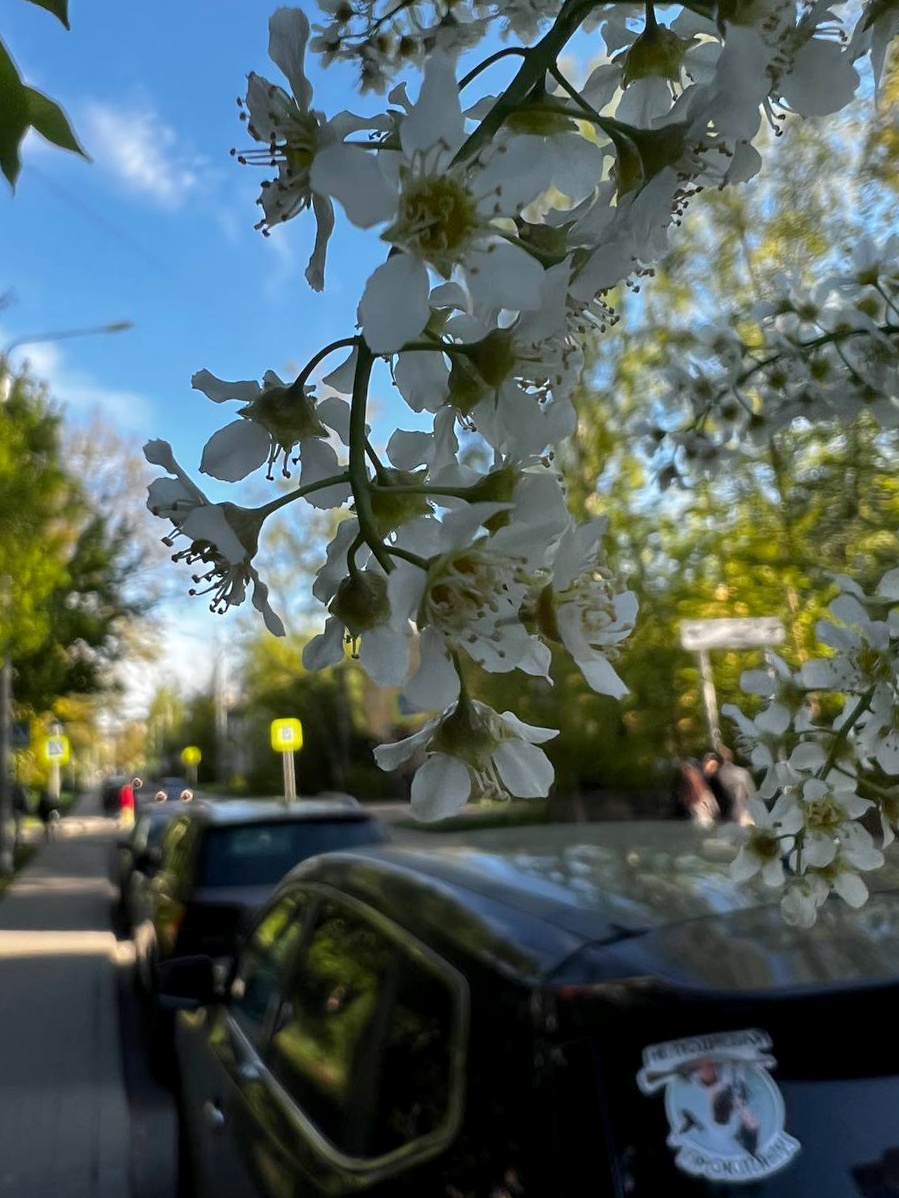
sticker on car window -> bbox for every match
[636,1028,800,1184]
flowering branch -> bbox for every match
[141,0,899,877]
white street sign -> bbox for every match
[679,617,786,652]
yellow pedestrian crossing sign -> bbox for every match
[42,735,70,766]
[270,718,303,753]
[181,746,202,767]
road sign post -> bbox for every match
[180,745,202,787]
[270,719,303,805]
[679,618,786,750]
[42,733,70,801]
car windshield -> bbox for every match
[198,819,384,888]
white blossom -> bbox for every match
[374,697,558,820]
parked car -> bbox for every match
[100,774,128,816]
[136,775,192,810]
[111,803,184,936]
[134,800,388,1001]
[163,820,899,1198]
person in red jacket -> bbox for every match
[119,777,140,827]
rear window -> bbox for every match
[199,819,385,887]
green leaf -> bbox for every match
[22,0,70,29]
[0,39,29,189]
[26,87,88,158]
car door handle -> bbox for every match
[203,1100,226,1130]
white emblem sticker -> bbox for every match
[636,1028,800,1184]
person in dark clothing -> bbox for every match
[703,749,756,824]
[37,788,59,842]
[671,758,719,827]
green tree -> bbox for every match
[0,362,71,658]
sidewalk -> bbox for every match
[0,792,131,1197]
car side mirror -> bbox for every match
[157,955,216,1010]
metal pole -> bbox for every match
[0,660,12,875]
[697,649,722,752]
[282,751,296,805]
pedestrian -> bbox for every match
[703,748,756,825]
[119,777,136,828]
[37,787,59,843]
[671,758,720,827]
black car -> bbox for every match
[164,820,899,1197]
[134,799,388,1000]
[136,776,192,810]
[111,803,184,936]
[100,774,128,816]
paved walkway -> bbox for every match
[0,792,131,1197]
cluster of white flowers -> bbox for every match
[725,572,899,926]
[146,1,897,838]
[643,236,899,486]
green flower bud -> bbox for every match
[369,468,432,537]
[506,101,578,136]
[448,357,489,415]
[467,329,517,389]
[516,219,574,259]
[535,581,562,642]
[464,464,520,532]
[430,695,498,768]
[328,569,390,636]
[240,382,326,457]
[618,24,692,85]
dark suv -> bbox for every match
[164,820,899,1197]
[133,799,387,1000]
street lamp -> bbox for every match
[3,320,133,357]
[0,317,134,872]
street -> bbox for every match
[0,791,177,1198]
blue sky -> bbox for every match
[1,1,448,713]
[1,0,415,457]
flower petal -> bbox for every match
[305,192,334,292]
[493,739,554,798]
[833,870,868,908]
[403,628,460,712]
[251,571,285,636]
[302,617,345,671]
[359,622,410,688]
[143,439,179,470]
[200,420,271,482]
[411,754,471,821]
[310,143,397,229]
[374,720,436,771]
[316,395,351,445]
[268,7,313,108]
[401,52,465,159]
[359,254,431,354]
[192,369,261,404]
[498,711,559,744]
[465,241,545,312]
[299,439,352,508]
[180,505,246,565]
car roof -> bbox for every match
[181,798,375,828]
[286,822,899,987]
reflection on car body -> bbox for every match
[165,821,899,1197]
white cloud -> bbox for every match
[6,336,154,431]
[83,101,210,209]
[116,604,233,719]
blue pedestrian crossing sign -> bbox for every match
[42,735,70,766]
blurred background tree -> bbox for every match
[1,361,157,787]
